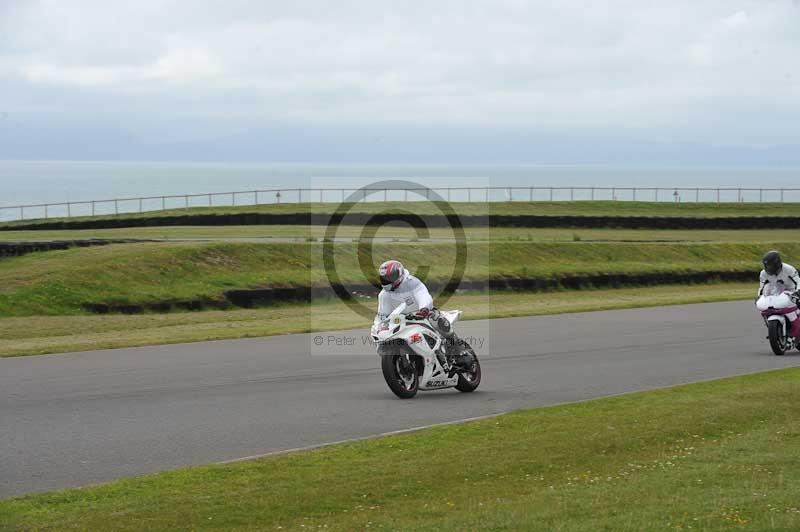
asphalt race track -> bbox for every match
[2,300,798,498]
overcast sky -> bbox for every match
[1,0,799,163]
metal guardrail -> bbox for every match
[2,186,800,222]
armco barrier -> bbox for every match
[225,270,755,307]
[80,270,756,314]
[4,212,800,231]
[0,239,147,258]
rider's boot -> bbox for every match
[453,350,474,371]
[443,336,474,374]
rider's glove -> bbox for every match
[414,307,431,319]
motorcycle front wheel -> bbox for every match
[455,342,482,393]
[768,320,788,356]
[381,353,419,399]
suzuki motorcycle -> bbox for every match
[756,291,799,355]
[371,303,481,398]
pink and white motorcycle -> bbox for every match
[756,290,800,355]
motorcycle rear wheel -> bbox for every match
[381,353,419,398]
[455,342,482,393]
[768,320,788,356]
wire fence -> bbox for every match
[2,186,799,222]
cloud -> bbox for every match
[723,10,749,28]
[1,0,799,157]
[19,47,222,87]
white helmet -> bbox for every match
[378,260,406,290]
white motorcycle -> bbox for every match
[756,291,799,355]
[371,303,481,399]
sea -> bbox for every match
[1,160,799,220]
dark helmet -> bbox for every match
[763,250,782,276]
[378,260,405,290]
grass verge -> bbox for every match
[2,368,798,530]
[0,240,782,316]
[0,283,754,357]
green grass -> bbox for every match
[0,283,754,357]
[4,200,800,229]
[2,225,800,243]
[0,240,780,316]
[2,368,799,530]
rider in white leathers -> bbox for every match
[758,250,800,298]
[377,259,455,341]
[377,260,433,319]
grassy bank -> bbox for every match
[2,368,798,530]
[5,201,800,229]
[0,284,753,357]
[3,225,800,243]
[0,240,778,316]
